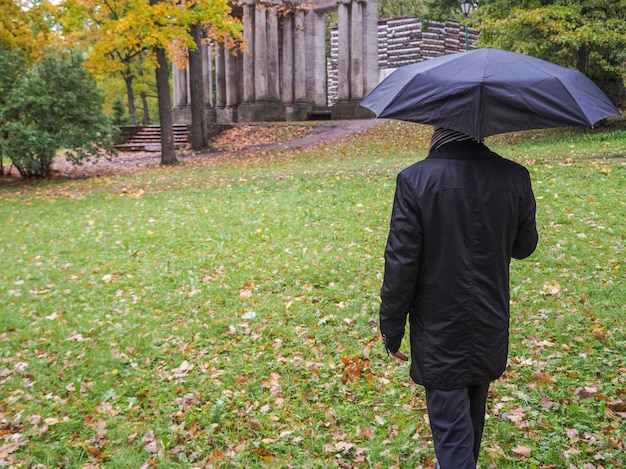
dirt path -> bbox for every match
[38,119,385,180]
[247,119,384,151]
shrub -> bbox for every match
[0,46,28,175]
[112,97,129,126]
[0,51,116,177]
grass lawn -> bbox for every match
[1,121,625,468]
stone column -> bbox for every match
[306,9,326,107]
[331,0,377,119]
[267,3,281,101]
[293,9,306,103]
[363,0,379,95]
[337,1,350,101]
[238,0,286,122]
[254,3,268,101]
[285,7,309,120]
[242,2,255,103]
[201,41,217,124]
[350,0,363,99]
[281,13,294,105]
[217,40,240,122]
[172,63,192,124]
[225,41,240,108]
[173,64,188,107]
[215,42,226,109]
[202,42,213,107]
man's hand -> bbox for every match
[390,350,409,361]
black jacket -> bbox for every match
[380,141,538,388]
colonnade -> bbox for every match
[172,0,378,123]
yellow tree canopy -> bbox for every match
[0,0,61,58]
[59,0,242,75]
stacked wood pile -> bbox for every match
[328,17,479,105]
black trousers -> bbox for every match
[425,383,491,469]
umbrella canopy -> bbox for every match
[360,47,620,140]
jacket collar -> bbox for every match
[427,141,498,160]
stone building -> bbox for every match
[172,2,478,124]
[173,0,378,124]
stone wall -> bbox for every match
[328,17,479,105]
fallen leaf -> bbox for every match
[102,274,114,283]
[608,400,626,412]
[574,387,598,399]
[171,360,193,376]
[261,371,281,388]
[541,395,555,409]
[543,282,561,295]
[591,326,611,341]
[86,445,102,458]
[512,445,532,458]
[325,441,355,454]
[530,371,552,383]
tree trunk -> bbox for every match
[188,22,208,150]
[154,46,177,165]
[141,91,150,125]
[123,71,137,125]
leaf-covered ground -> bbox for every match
[1,120,625,468]
[0,121,380,182]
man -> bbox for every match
[380,128,538,469]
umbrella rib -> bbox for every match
[552,76,597,126]
[476,50,489,140]
[517,56,591,125]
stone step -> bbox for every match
[115,125,189,151]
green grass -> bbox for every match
[1,121,625,468]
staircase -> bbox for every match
[115,125,189,151]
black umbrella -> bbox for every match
[360,47,620,140]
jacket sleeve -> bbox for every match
[380,172,423,353]
[512,169,539,260]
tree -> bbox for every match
[59,0,153,125]
[0,0,59,59]
[421,0,467,21]
[391,1,625,105]
[0,46,28,174]
[154,44,176,164]
[1,52,115,177]
[175,2,242,151]
[474,0,626,104]
[137,68,154,125]
[0,1,67,176]
[150,0,177,165]
[378,0,426,19]
[112,97,129,126]
[59,0,241,164]
[188,22,208,151]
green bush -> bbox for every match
[112,97,129,126]
[2,124,58,178]
[0,46,28,175]
[0,51,116,178]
